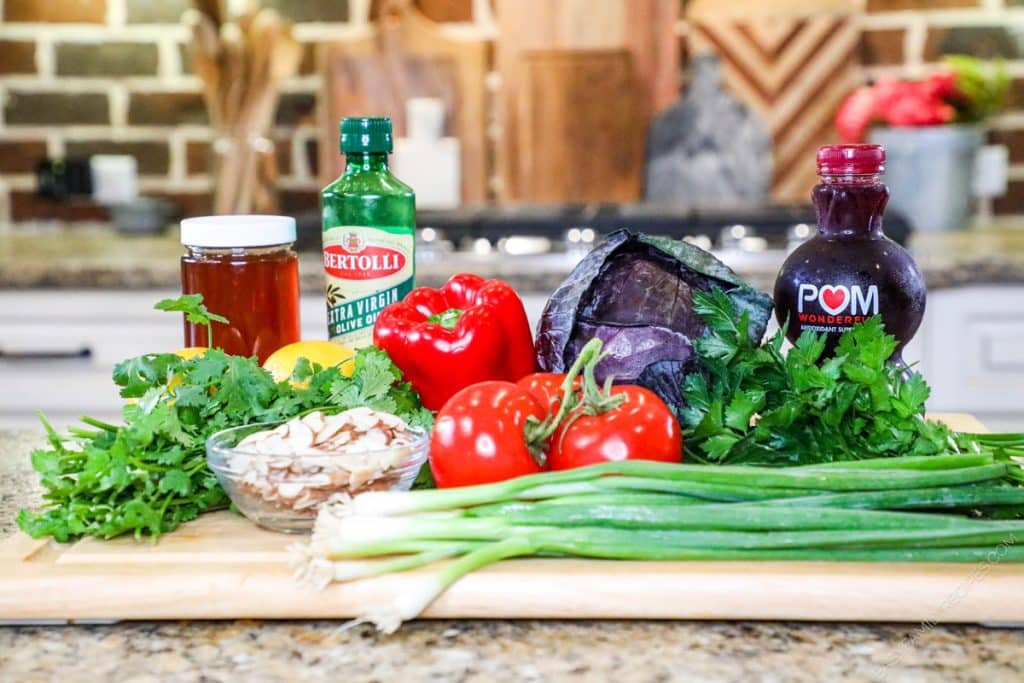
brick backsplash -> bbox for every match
[56,42,160,77]
[991,128,1024,165]
[1002,79,1024,109]
[867,0,981,10]
[924,26,1023,61]
[274,92,318,127]
[9,192,109,222]
[127,92,209,126]
[1,0,1024,225]
[0,140,47,174]
[185,141,212,176]
[4,91,110,125]
[861,28,906,66]
[995,180,1024,214]
[125,0,190,24]
[65,141,170,174]
[264,0,350,22]
[4,0,107,23]
[0,41,37,74]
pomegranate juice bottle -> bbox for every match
[773,144,926,363]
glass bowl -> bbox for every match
[206,420,429,534]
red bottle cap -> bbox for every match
[817,144,885,175]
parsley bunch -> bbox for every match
[18,345,432,542]
[680,290,957,467]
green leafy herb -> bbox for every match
[18,346,432,542]
[945,54,1009,123]
[680,289,954,466]
[154,294,229,348]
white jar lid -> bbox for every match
[179,215,296,248]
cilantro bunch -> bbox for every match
[18,324,432,542]
[680,290,957,467]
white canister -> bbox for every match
[90,154,138,205]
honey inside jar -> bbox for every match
[179,215,301,363]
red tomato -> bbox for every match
[516,372,580,413]
[430,381,547,488]
[548,386,682,470]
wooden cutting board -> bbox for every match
[318,0,488,202]
[494,0,680,202]
[3,414,1023,625]
[515,49,644,202]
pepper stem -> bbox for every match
[427,308,464,329]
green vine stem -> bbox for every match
[522,338,626,464]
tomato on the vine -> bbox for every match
[429,381,547,488]
[428,340,684,488]
[548,386,682,470]
[516,372,579,413]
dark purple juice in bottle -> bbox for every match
[774,144,926,363]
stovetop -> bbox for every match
[292,203,912,254]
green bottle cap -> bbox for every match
[340,117,393,154]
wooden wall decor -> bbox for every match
[688,0,864,202]
[319,1,488,202]
[494,0,680,202]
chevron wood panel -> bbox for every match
[690,14,862,202]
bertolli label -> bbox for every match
[323,226,414,348]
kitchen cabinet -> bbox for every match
[0,288,1020,430]
[902,286,1024,431]
[0,291,328,429]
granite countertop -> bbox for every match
[3,433,1024,681]
[0,228,575,294]
[2,225,1024,295]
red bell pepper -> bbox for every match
[373,273,536,410]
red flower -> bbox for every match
[835,71,962,140]
[883,81,955,127]
[836,86,879,143]
[924,70,958,101]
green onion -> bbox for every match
[796,453,994,470]
[347,460,1008,516]
[751,485,1024,510]
[297,457,1024,632]
[467,502,985,532]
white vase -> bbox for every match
[869,125,984,232]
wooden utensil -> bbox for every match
[194,0,225,29]
[186,2,300,214]
[236,12,302,213]
[184,8,222,126]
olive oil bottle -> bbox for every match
[321,117,416,348]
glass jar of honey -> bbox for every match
[180,215,301,363]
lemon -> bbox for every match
[263,341,356,383]
[173,346,208,361]
[125,347,210,404]
[167,347,209,394]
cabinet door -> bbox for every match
[0,290,180,427]
[0,291,330,428]
[918,287,1024,418]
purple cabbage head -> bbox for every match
[535,230,773,414]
